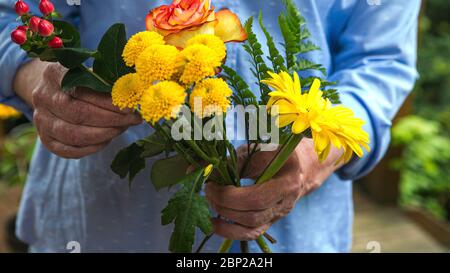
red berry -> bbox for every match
[17,25,28,32]
[48,36,63,48]
[11,29,27,45]
[14,1,29,16]
[39,0,54,16]
[38,19,54,37]
[29,16,41,32]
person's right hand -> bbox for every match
[31,63,142,159]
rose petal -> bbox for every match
[214,9,247,43]
[165,20,217,48]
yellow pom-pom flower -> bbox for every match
[263,71,370,163]
[189,78,232,118]
[122,31,165,67]
[186,34,226,62]
[135,44,180,86]
[0,104,20,120]
[112,73,145,110]
[178,44,221,85]
[139,81,186,124]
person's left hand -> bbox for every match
[205,138,345,241]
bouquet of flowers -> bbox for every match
[11,0,370,253]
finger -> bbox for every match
[205,180,286,211]
[47,91,142,127]
[38,131,108,159]
[212,218,271,241]
[209,200,283,228]
[35,108,127,147]
[70,87,134,114]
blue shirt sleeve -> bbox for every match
[329,0,421,180]
[0,0,79,120]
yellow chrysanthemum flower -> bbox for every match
[263,71,370,163]
[122,31,165,67]
[0,104,20,120]
[123,31,165,67]
[135,44,180,86]
[139,81,186,124]
[189,78,232,118]
[186,34,226,62]
[112,73,145,110]
[178,44,222,85]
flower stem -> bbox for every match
[196,233,213,253]
[264,232,277,244]
[240,241,249,253]
[218,239,233,253]
[256,236,272,253]
[255,133,303,185]
[186,140,219,165]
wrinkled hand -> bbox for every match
[32,63,142,159]
[205,138,344,241]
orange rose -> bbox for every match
[146,0,247,48]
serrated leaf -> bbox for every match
[161,167,212,253]
[93,24,133,85]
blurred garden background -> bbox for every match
[0,0,449,253]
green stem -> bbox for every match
[255,133,303,185]
[154,123,200,169]
[240,241,249,253]
[218,239,233,253]
[256,236,272,253]
[186,140,218,165]
[196,233,213,253]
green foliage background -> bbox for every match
[392,0,450,221]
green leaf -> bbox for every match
[161,167,212,252]
[53,20,80,48]
[93,23,133,85]
[47,47,97,69]
[61,66,111,93]
[110,132,171,186]
[111,143,146,183]
[243,17,272,103]
[222,65,257,106]
[258,12,286,73]
[296,58,327,76]
[151,155,190,191]
[136,131,169,158]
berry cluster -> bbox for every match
[11,0,63,49]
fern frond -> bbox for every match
[295,59,327,76]
[278,13,298,69]
[243,17,272,103]
[258,11,286,73]
[222,65,257,106]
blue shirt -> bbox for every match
[0,0,420,252]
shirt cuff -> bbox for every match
[336,92,376,181]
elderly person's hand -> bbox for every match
[205,138,345,241]
[15,61,142,159]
